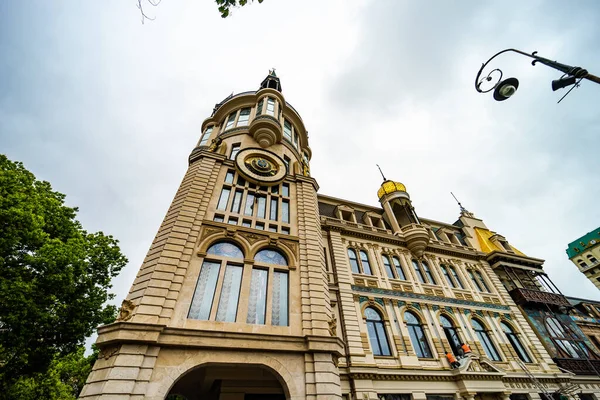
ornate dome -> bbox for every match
[377,180,407,199]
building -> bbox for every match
[566,229,600,290]
[80,73,600,400]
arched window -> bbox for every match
[189,242,244,322]
[405,311,433,358]
[365,307,391,356]
[545,317,588,359]
[471,319,501,361]
[440,315,462,355]
[255,249,287,266]
[348,248,372,275]
[588,254,598,264]
[251,248,289,326]
[578,259,588,268]
[501,322,531,363]
[392,256,406,280]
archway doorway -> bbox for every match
[166,363,288,400]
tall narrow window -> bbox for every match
[382,256,395,279]
[266,97,275,116]
[440,265,455,288]
[256,98,264,116]
[282,183,290,197]
[230,143,241,160]
[283,156,290,172]
[217,187,231,211]
[405,311,433,358]
[501,322,531,363]
[215,264,243,322]
[450,266,465,289]
[293,132,299,149]
[348,249,360,274]
[283,120,293,141]
[244,193,255,216]
[281,200,290,223]
[545,317,587,358]
[360,250,372,275]
[270,198,278,220]
[225,113,236,130]
[199,126,213,146]
[189,242,244,321]
[231,190,243,213]
[393,257,407,280]
[365,307,391,356]
[237,108,250,126]
[247,268,268,324]
[422,261,436,284]
[412,260,426,283]
[224,171,234,184]
[471,319,501,361]
[468,270,484,292]
[257,196,266,218]
[440,315,462,355]
[272,271,289,326]
[475,270,491,292]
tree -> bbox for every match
[136,0,264,22]
[0,155,127,393]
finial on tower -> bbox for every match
[451,192,474,217]
[260,69,282,92]
[376,164,387,181]
[269,68,277,76]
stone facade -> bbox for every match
[80,73,600,400]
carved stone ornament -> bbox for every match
[98,345,119,360]
[328,316,337,336]
[239,231,263,245]
[116,299,136,322]
[208,136,223,152]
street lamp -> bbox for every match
[475,48,600,102]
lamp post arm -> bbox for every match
[475,48,600,93]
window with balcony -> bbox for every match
[365,307,391,356]
[256,98,264,116]
[266,97,275,116]
[199,126,214,146]
[471,318,501,361]
[405,311,433,358]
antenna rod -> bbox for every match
[376,164,387,181]
[451,192,467,213]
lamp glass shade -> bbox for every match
[493,77,519,101]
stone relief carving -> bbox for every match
[116,299,136,322]
[328,316,337,336]
[98,345,120,360]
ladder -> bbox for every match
[515,358,554,400]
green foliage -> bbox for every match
[216,0,264,18]
[0,155,127,393]
[7,346,98,399]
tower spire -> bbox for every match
[376,164,387,181]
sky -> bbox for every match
[2,0,600,341]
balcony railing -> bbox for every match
[553,357,600,375]
[509,287,571,308]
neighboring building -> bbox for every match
[566,296,600,374]
[80,73,600,400]
[566,228,600,290]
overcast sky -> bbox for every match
[2,0,600,335]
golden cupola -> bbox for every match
[377,177,430,258]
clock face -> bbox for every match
[235,148,286,185]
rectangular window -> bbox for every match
[412,260,426,283]
[225,171,234,184]
[281,200,290,223]
[215,264,243,322]
[392,257,406,280]
[242,220,252,227]
[455,232,468,246]
[293,132,299,148]
[225,113,236,130]
[382,256,395,279]
[450,266,464,289]
[247,268,268,324]
[230,143,241,160]
[256,98,264,116]
[270,198,278,220]
[281,227,290,235]
[236,176,246,186]
[227,217,238,225]
[282,183,289,197]
[213,215,224,223]
[283,156,290,172]
[469,270,484,292]
[244,193,255,216]
[271,185,279,195]
[272,271,289,326]
[283,120,293,141]
[255,222,264,230]
[237,108,251,126]
[217,187,231,211]
[441,265,456,288]
[475,270,491,292]
[199,126,213,146]
[266,98,275,116]
[231,190,243,213]
[257,196,266,218]
[422,261,436,284]
[188,261,220,320]
[269,225,278,232]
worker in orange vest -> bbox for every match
[446,352,461,369]
[461,343,472,355]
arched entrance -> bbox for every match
[166,363,289,400]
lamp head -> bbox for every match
[552,76,577,91]
[493,77,519,101]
